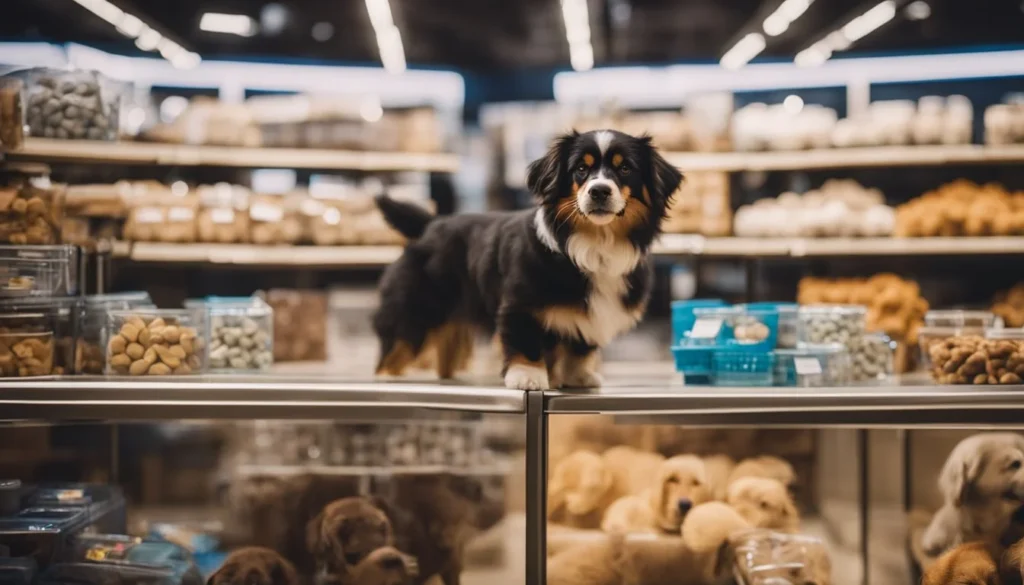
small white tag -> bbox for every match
[794,357,823,375]
[690,318,723,339]
[250,202,284,223]
[134,208,164,224]
[209,208,235,224]
[168,207,195,222]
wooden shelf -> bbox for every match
[653,235,1024,257]
[4,139,459,172]
[663,144,1024,172]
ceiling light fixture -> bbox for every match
[842,0,896,42]
[71,0,200,68]
[311,22,334,42]
[763,0,814,37]
[560,0,594,72]
[199,12,258,37]
[783,94,804,113]
[904,0,930,20]
[720,32,766,70]
[364,0,407,74]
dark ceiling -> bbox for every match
[4,0,1024,71]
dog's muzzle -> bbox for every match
[579,178,624,223]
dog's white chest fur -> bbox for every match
[540,227,643,347]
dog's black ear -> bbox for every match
[644,140,683,210]
[527,131,578,201]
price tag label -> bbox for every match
[690,318,723,340]
[794,357,823,376]
[210,208,236,224]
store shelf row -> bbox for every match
[3,138,460,172]
[98,237,1024,267]
[3,372,1024,425]
[663,143,1024,172]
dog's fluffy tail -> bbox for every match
[375,195,434,240]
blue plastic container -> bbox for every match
[671,345,714,384]
[694,306,780,352]
[671,299,727,345]
[712,351,775,386]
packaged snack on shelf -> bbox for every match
[103,309,206,376]
[76,292,153,375]
[196,183,250,244]
[929,329,1024,385]
[0,297,78,376]
[774,344,850,387]
[187,296,273,372]
[798,305,867,346]
[123,183,198,243]
[660,171,732,236]
[249,193,303,245]
[849,333,895,382]
[266,289,327,362]
[713,351,775,386]
[0,245,78,298]
[18,68,121,141]
[694,306,780,350]
[0,167,66,245]
[993,284,1024,328]
[732,529,832,585]
[671,299,727,345]
[743,302,798,348]
[0,77,24,149]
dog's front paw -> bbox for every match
[504,363,550,390]
[561,369,603,389]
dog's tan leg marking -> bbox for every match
[560,349,603,388]
[504,355,550,390]
[433,322,474,379]
[376,341,417,376]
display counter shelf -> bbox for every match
[0,375,522,420]
[4,138,460,172]
[663,144,1024,172]
[119,242,404,267]
[653,235,1024,258]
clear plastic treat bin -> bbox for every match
[19,68,121,141]
[188,296,273,372]
[0,245,78,298]
[0,297,79,376]
[928,328,1024,385]
[76,292,153,375]
[103,309,207,376]
[774,344,851,387]
[0,168,66,245]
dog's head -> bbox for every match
[549,450,613,517]
[528,130,682,257]
[923,541,1002,585]
[941,433,1024,506]
[306,497,394,576]
[207,547,299,585]
[726,477,800,533]
[348,547,418,585]
[728,455,798,495]
[649,455,711,532]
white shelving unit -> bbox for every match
[653,235,1024,257]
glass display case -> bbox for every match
[2,375,1024,585]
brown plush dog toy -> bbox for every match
[307,497,395,582]
[207,547,300,585]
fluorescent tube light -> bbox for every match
[720,33,766,70]
[199,12,258,37]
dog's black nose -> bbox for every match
[677,498,693,515]
[589,184,612,203]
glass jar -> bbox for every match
[0,245,78,298]
[0,168,66,245]
[797,305,868,346]
[187,296,273,372]
[21,68,121,141]
[774,344,850,387]
[0,297,78,376]
[103,309,207,376]
[76,292,153,375]
[266,290,327,362]
[929,328,1024,385]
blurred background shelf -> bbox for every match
[663,144,1024,172]
[117,242,404,267]
[4,138,460,172]
[653,235,1024,257]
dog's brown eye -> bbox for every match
[691,478,700,487]
[619,164,632,175]
[1010,460,1022,471]
[666,476,680,485]
[575,164,588,174]
[759,501,770,510]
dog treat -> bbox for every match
[798,305,894,381]
[209,315,273,371]
[123,183,199,243]
[895,180,1024,237]
[197,184,250,243]
[928,332,1024,385]
[23,70,119,141]
[0,78,24,149]
[249,194,302,245]
[0,298,80,377]
[76,292,152,375]
[0,171,66,245]
[266,289,327,362]
[992,284,1024,328]
[104,311,205,375]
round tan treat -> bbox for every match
[168,345,186,359]
[1001,372,1023,384]
[187,355,201,370]
[143,346,158,365]
[119,323,140,343]
[129,359,149,375]
[148,363,171,375]
[154,345,181,368]
[126,316,146,331]
[974,374,989,384]
[108,335,127,355]
[148,317,166,329]
[179,336,193,354]
[173,364,192,375]
[148,327,165,345]
[138,327,151,347]
[162,326,181,344]
[125,343,144,360]
[109,353,131,368]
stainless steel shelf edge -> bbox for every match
[543,385,1024,426]
[0,377,525,420]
